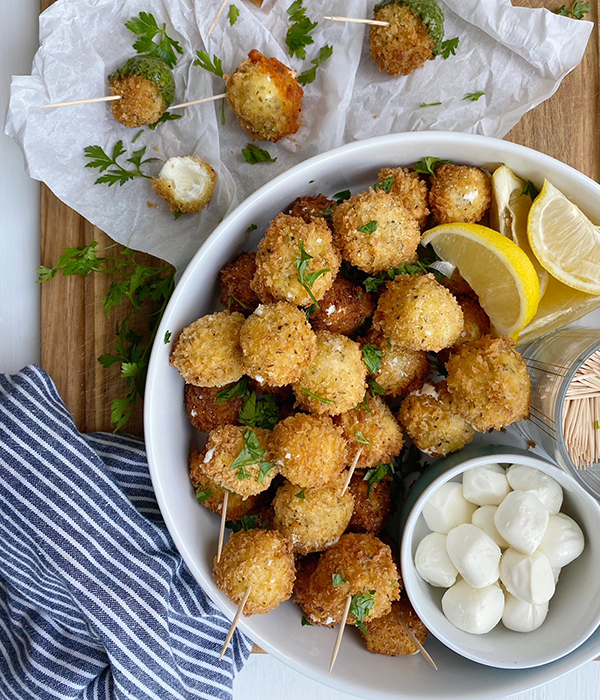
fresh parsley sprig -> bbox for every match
[295,240,330,308]
[239,392,280,430]
[521,180,540,200]
[226,512,269,532]
[357,221,378,235]
[298,45,333,86]
[414,157,452,177]
[286,0,318,59]
[125,12,183,69]
[194,51,224,77]
[216,377,249,403]
[229,428,275,483]
[84,141,159,187]
[557,1,590,18]
[242,144,277,164]
[362,344,383,375]
[228,4,240,25]
[440,37,459,59]
[194,485,213,504]
[148,112,182,130]
[374,175,394,193]
[349,591,376,634]
[332,573,348,587]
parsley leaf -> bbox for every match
[420,102,442,108]
[298,44,333,86]
[332,573,348,587]
[557,1,590,18]
[355,430,372,445]
[229,428,272,483]
[193,50,224,77]
[84,141,159,187]
[125,12,183,69]
[333,189,352,203]
[226,513,269,532]
[148,112,182,130]
[364,461,394,498]
[368,378,385,396]
[286,1,318,59]
[440,37,459,58]
[521,180,540,200]
[216,377,249,403]
[414,157,452,177]
[295,240,330,309]
[295,489,306,499]
[301,616,313,626]
[464,91,485,102]
[357,220,378,235]
[362,344,383,375]
[349,591,376,634]
[163,330,172,344]
[374,176,394,193]
[239,392,280,430]
[194,485,213,504]
[228,4,240,24]
[300,387,332,404]
[242,143,277,164]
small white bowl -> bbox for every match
[401,447,600,669]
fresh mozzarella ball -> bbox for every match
[472,505,509,549]
[414,532,458,588]
[538,513,585,568]
[446,523,501,588]
[494,490,549,555]
[442,579,504,634]
[422,482,478,534]
[506,465,563,514]
[462,464,510,506]
[499,548,555,605]
[502,593,548,632]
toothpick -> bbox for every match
[323,15,390,27]
[397,612,438,670]
[206,0,229,39]
[41,95,122,109]
[340,449,362,498]
[170,93,227,109]
[216,490,229,564]
[219,585,252,660]
[329,594,352,673]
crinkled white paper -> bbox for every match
[4,0,592,270]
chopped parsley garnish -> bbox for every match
[374,175,394,193]
[132,130,144,144]
[557,1,590,18]
[362,344,383,375]
[356,395,372,414]
[368,378,385,396]
[163,330,172,344]
[242,143,277,164]
[332,573,348,588]
[301,616,313,626]
[216,377,249,403]
[148,112,182,130]
[227,294,249,310]
[300,387,333,404]
[357,220,378,235]
[295,240,330,308]
[193,50,224,77]
[440,37,459,59]
[333,189,352,203]
[414,157,452,177]
[363,276,387,293]
[295,489,307,499]
[229,428,274,482]
[361,245,444,290]
[239,392,280,430]
[349,591,376,634]
[355,431,372,446]
[286,0,318,59]
[226,512,269,532]
[464,91,485,102]
[298,44,333,85]
[228,4,240,24]
[319,206,334,217]
[84,141,159,186]
[420,102,442,108]
[125,12,183,69]
[194,485,213,504]
[521,180,540,200]
[364,461,394,498]
[247,223,258,232]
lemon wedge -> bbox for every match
[528,180,600,295]
[490,165,549,298]
[422,223,540,340]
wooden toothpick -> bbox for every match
[216,490,229,564]
[170,93,227,109]
[206,0,230,39]
[323,15,390,27]
[340,449,362,498]
[220,585,252,660]
[41,95,122,109]
[329,594,352,673]
[397,612,438,670]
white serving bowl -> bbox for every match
[145,132,600,700]
[401,447,600,669]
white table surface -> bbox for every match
[2,2,600,698]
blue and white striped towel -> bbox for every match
[0,366,253,699]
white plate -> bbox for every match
[145,132,600,700]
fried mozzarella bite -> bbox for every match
[335,394,404,469]
[437,296,491,365]
[240,302,317,387]
[294,331,367,415]
[373,274,464,352]
[224,49,304,142]
[251,213,340,306]
[369,2,443,76]
[362,329,430,398]
[214,529,295,615]
[270,413,349,488]
[446,335,531,432]
[398,382,476,457]
[331,189,421,274]
[184,383,241,432]
[346,471,392,535]
[290,194,335,228]
[309,276,375,335]
[361,598,428,656]
[189,446,260,519]
[108,56,174,128]
[201,425,276,498]
[376,167,430,229]
[429,164,492,224]
[170,311,245,387]
[294,533,401,627]
[218,251,261,316]
[273,482,354,555]
[152,156,216,214]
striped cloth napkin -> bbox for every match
[0,366,253,699]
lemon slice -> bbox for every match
[490,165,549,298]
[422,223,540,340]
[528,180,600,295]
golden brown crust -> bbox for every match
[290,195,335,228]
[429,164,492,224]
[213,529,296,615]
[309,276,375,336]
[152,157,217,214]
[369,5,435,77]
[440,268,477,298]
[446,335,531,431]
[346,470,392,535]
[218,252,261,315]
[377,167,430,230]
[184,384,241,432]
[224,49,303,142]
[109,74,165,128]
[437,296,491,365]
[169,311,245,387]
[361,598,428,656]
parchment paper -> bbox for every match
[4,0,593,270]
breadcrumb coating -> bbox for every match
[252,213,340,306]
[109,74,165,128]
[440,268,477,298]
[170,311,245,387]
[446,335,531,431]
[335,394,404,469]
[290,195,335,228]
[184,383,241,432]
[309,276,375,336]
[346,470,392,535]
[224,49,303,142]
[152,156,216,214]
[429,164,492,224]
[361,598,428,656]
[218,252,261,316]
[437,296,491,365]
[331,189,421,274]
[273,481,354,555]
[399,381,476,457]
[270,413,349,488]
[240,302,316,386]
[373,274,464,352]
[369,5,436,77]
[294,331,368,415]
[377,167,430,229]
[214,529,295,615]
[294,533,401,627]
[201,425,277,498]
